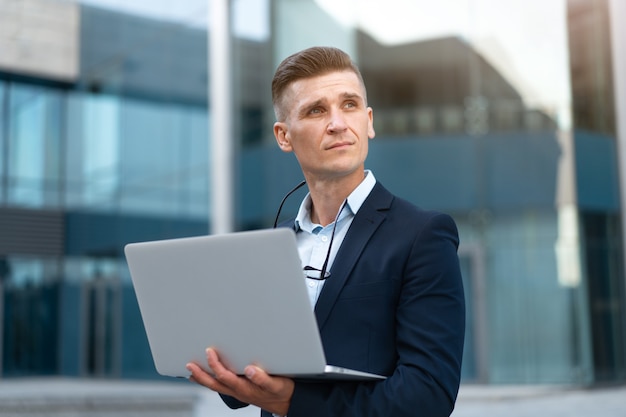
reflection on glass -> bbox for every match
[0,0,622,384]
[254,0,615,385]
[315,0,571,135]
[7,85,64,208]
[63,93,208,218]
[1,257,62,376]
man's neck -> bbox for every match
[306,171,365,226]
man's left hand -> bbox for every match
[186,347,294,416]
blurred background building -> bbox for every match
[0,0,625,389]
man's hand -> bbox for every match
[186,348,294,416]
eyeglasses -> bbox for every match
[273,181,347,281]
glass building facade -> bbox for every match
[0,0,625,385]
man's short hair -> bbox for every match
[271,46,366,121]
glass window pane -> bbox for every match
[64,93,208,218]
[231,0,621,385]
[2,257,62,376]
[7,84,63,208]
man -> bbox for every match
[186,46,465,417]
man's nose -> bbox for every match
[326,109,348,133]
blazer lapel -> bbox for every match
[314,182,393,330]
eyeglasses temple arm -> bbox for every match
[273,180,307,228]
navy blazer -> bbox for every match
[223,182,465,417]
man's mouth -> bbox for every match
[328,141,352,150]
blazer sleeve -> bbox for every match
[286,212,466,417]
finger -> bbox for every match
[186,361,233,395]
[243,366,294,415]
[244,365,273,391]
[204,348,259,397]
[245,365,295,402]
[186,362,214,385]
[206,348,236,382]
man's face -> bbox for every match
[273,70,375,182]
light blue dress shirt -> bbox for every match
[293,170,376,308]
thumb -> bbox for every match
[245,366,272,390]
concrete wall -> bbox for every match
[0,0,79,81]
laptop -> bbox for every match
[124,228,386,381]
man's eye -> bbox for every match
[309,108,322,114]
[345,102,356,108]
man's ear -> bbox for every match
[367,107,376,139]
[274,122,293,152]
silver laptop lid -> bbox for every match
[124,228,328,378]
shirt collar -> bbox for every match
[294,170,376,231]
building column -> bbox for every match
[209,0,234,234]
[609,0,626,289]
